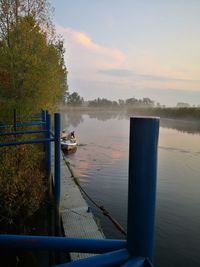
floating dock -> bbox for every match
[52,150,104,261]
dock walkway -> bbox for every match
[52,149,104,261]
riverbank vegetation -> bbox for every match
[0,143,46,233]
[0,0,67,253]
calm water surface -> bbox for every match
[61,110,200,267]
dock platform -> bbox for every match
[52,150,104,261]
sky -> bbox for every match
[49,0,200,106]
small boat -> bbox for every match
[61,130,77,153]
[61,139,77,152]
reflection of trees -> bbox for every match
[62,111,84,128]
[86,109,128,121]
[62,109,127,123]
[62,108,200,135]
[88,110,119,121]
[161,119,200,135]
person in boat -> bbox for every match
[61,130,67,140]
[61,130,76,143]
[69,131,76,143]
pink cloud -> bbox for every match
[57,25,126,69]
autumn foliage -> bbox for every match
[0,143,46,232]
[0,0,64,233]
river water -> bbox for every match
[61,110,200,266]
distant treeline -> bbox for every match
[66,92,156,108]
[65,92,200,120]
[88,97,155,108]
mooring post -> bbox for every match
[46,112,51,180]
[54,113,61,233]
[127,117,159,263]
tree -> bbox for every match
[118,99,125,106]
[176,102,190,108]
[0,0,68,234]
[142,97,154,107]
[125,97,138,106]
[67,92,84,106]
[0,0,67,119]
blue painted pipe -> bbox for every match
[46,113,51,179]
[0,138,54,147]
[42,109,47,123]
[16,121,46,126]
[0,129,47,136]
[127,117,159,262]
[0,235,126,253]
[31,115,42,119]
[54,113,61,208]
[0,121,46,129]
[0,121,46,128]
[54,248,130,267]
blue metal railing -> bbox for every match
[0,109,61,216]
[0,113,160,267]
[0,121,46,128]
[0,235,126,253]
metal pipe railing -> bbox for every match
[0,138,55,147]
[54,248,130,267]
[0,129,47,136]
[0,121,46,128]
[0,235,126,253]
[0,115,160,267]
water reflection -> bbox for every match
[88,110,122,121]
[61,108,200,135]
[160,118,200,135]
[61,110,83,129]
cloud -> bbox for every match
[98,69,133,77]
[56,25,126,70]
[55,24,200,105]
[98,68,200,84]
[138,74,200,83]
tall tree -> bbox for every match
[0,0,67,120]
[67,92,84,106]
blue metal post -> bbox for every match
[42,110,47,152]
[46,113,51,179]
[127,117,159,263]
[42,109,47,123]
[54,113,61,211]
